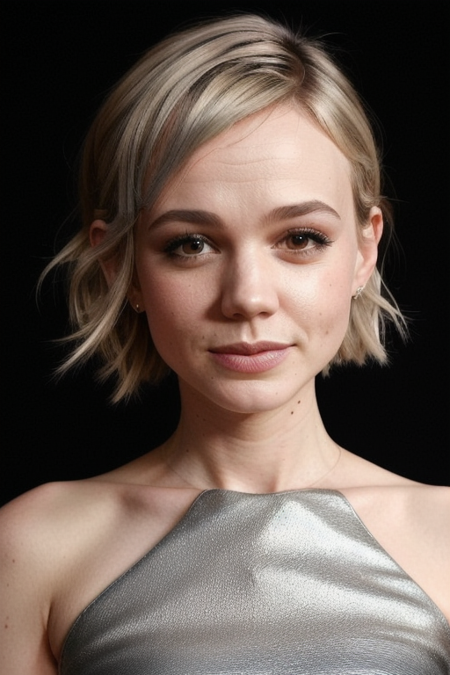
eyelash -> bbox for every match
[163,228,333,259]
[163,233,215,257]
[278,228,333,254]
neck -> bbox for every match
[157,381,341,493]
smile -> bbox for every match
[209,342,292,374]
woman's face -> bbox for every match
[132,105,380,414]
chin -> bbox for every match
[181,376,317,416]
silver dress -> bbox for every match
[59,489,450,674]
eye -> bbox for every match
[164,234,215,258]
[276,228,332,254]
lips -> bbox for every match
[210,341,291,356]
[209,342,292,373]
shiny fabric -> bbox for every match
[59,489,450,674]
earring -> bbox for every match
[353,286,364,300]
[133,302,141,313]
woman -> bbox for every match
[1,13,449,674]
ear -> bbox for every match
[352,207,383,294]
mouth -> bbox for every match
[210,341,291,356]
[209,342,292,373]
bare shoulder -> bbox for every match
[344,481,450,551]
[0,480,129,603]
[0,474,198,549]
[0,481,103,581]
[0,479,200,671]
[0,480,136,573]
[338,461,450,623]
[337,449,449,536]
[0,481,95,673]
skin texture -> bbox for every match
[133,106,376,414]
[1,105,449,673]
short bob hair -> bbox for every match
[45,13,405,402]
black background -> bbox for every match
[2,0,449,506]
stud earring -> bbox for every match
[353,286,364,300]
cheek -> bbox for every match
[288,265,353,344]
[319,272,354,347]
[290,260,354,309]
[138,272,200,355]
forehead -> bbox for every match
[154,104,353,217]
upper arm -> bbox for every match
[0,488,59,674]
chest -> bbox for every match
[59,490,450,674]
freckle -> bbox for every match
[290,411,294,415]
[4,624,8,629]
[297,400,301,405]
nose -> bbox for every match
[220,251,280,320]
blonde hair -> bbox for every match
[43,13,406,401]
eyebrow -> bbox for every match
[148,209,222,230]
[269,201,340,222]
[147,200,340,231]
